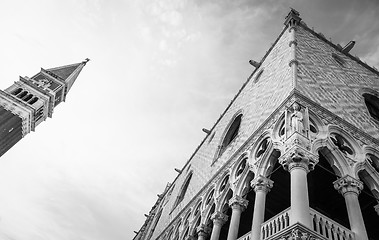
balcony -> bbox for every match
[237,207,355,240]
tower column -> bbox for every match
[334,175,368,240]
[197,224,210,240]
[227,195,248,240]
[279,144,318,228]
[210,212,228,240]
[250,176,273,240]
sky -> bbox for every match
[0,0,378,239]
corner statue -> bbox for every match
[290,103,304,134]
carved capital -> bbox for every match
[211,211,228,226]
[333,175,363,196]
[279,145,318,172]
[196,224,210,237]
[251,175,273,193]
[228,195,248,212]
[374,204,379,216]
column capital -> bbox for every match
[333,175,363,196]
[196,224,210,238]
[279,145,318,172]
[211,211,228,226]
[374,204,379,216]
[251,175,274,193]
[228,195,248,212]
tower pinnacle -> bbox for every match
[0,60,87,157]
[284,8,302,27]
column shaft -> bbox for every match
[334,175,368,240]
[251,190,267,240]
[290,166,311,228]
[227,208,242,240]
[344,192,368,240]
[210,224,222,240]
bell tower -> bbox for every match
[0,59,89,157]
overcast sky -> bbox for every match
[0,0,378,239]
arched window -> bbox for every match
[219,114,242,155]
[173,173,192,209]
[363,93,379,121]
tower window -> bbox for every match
[363,93,379,121]
[219,114,242,155]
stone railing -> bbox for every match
[310,208,355,240]
[261,207,291,239]
[237,231,251,240]
[237,207,355,240]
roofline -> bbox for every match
[299,22,379,77]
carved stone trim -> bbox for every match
[228,195,248,212]
[279,144,319,172]
[0,91,32,136]
[211,211,228,226]
[333,175,363,196]
[374,204,379,216]
[265,223,325,240]
[196,224,210,237]
[251,175,274,193]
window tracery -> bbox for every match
[330,133,354,156]
[219,175,229,193]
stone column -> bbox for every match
[210,212,228,240]
[279,147,317,228]
[197,224,210,240]
[334,175,368,240]
[227,195,248,240]
[250,175,274,240]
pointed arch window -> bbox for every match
[173,173,192,210]
[363,93,379,121]
[219,114,242,156]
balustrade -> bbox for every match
[236,207,355,240]
[310,209,354,240]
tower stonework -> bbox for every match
[135,9,379,240]
[0,59,88,157]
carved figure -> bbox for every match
[290,103,304,134]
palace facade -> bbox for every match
[134,9,379,240]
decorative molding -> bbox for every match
[251,175,274,193]
[228,195,248,211]
[210,211,228,226]
[333,175,363,196]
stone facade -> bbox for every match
[135,9,379,240]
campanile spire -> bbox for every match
[0,59,88,157]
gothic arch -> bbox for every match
[230,151,250,183]
[315,125,364,177]
[217,188,233,213]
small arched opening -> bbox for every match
[219,114,242,156]
[363,93,379,121]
